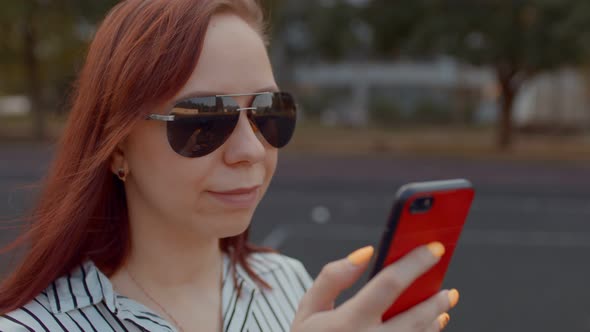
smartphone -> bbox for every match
[368,179,475,321]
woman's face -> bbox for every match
[113,13,278,239]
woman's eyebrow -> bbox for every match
[174,86,279,102]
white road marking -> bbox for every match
[261,227,290,249]
[311,205,331,224]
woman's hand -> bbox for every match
[291,243,459,332]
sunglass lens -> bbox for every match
[251,92,297,148]
[167,96,239,157]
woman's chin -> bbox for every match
[184,207,256,239]
[221,221,252,238]
[206,213,254,239]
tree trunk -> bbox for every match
[496,66,518,149]
[498,82,514,148]
[24,2,45,141]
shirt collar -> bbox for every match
[46,260,117,314]
[45,253,277,315]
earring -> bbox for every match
[117,168,127,181]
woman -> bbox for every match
[0,0,459,331]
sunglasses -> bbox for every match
[146,91,297,158]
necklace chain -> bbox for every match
[126,268,185,332]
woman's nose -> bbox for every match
[222,109,267,165]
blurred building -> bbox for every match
[0,96,30,116]
[513,68,590,132]
[292,58,497,126]
[291,59,590,131]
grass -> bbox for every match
[285,121,590,162]
[0,113,67,141]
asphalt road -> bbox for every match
[2,143,590,332]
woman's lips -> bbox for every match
[207,186,260,208]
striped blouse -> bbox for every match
[0,252,314,332]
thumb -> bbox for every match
[295,246,374,322]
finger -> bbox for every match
[384,289,458,330]
[423,313,451,332]
[437,313,451,331]
[344,242,445,318]
[295,246,374,322]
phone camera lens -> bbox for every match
[410,196,435,214]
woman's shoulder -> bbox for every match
[0,291,61,332]
[0,260,118,332]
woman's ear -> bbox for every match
[110,142,128,176]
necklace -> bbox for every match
[126,268,185,332]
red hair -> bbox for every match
[0,0,272,314]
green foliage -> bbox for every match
[363,0,590,146]
[361,0,430,58]
[0,0,118,99]
[304,3,366,60]
[269,0,590,72]
[399,0,590,72]
[268,1,373,61]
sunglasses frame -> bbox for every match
[145,91,275,122]
[143,91,297,158]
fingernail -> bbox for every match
[448,289,460,308]
[347,246,374,266]
[438,313,450,330]
[427,242,445,258]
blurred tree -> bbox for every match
[363,0,427,59]
[367,0,590,148]
[0,0,117,140]
[266,0,383,126]
[267,1,373,62]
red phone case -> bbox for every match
[368,179,475,321]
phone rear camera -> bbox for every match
[410,196,435,214]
